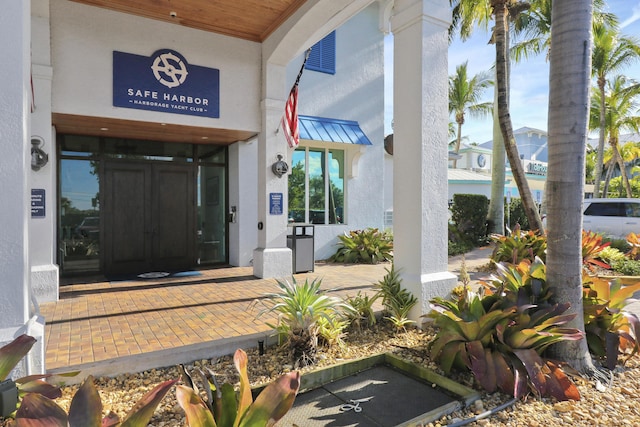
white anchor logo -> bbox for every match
[151,52,188,88]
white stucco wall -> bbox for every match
[288,4,385,261]
[228,138,258,267]
[50,0,262,132]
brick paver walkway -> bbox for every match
[40,246,494,381]
[40,263,391,379]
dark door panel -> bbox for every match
[152,164,195,270]
[103,161,195,275]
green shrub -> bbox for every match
[451,194,489,245]
[611,260,640,276]
[505,198,530,231]
[329,228,393,264]
[602,236,632,253]
[596,247,627,266]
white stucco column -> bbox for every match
[253,63,293,278]
[0,0,45,376]
[30,3,59,302]
[391,0,456,323]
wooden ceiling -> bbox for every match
[70,0,307,42]
[61,1,302,144]
[53,114,257,145]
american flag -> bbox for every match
[281,84,299,148]
[280,49,310,148]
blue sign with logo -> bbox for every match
[113,49,220,118]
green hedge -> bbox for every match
[451,194,489,245]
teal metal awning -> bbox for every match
[298,115,373,145]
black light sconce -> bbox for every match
[31,136,49,171]
[272,154,289,178]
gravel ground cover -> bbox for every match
[25,322,640,427]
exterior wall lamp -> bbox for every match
[272,154,289,178]
[31,136,49,171]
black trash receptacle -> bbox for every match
[287,225,315,273]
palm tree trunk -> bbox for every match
[453,121,463,169]
[612,141,633,197]
[488,84,506,234]
[546,0,596,374]
[492,0,543,232]
[602,160,614,197]
[593,81,607,198]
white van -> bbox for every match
[582,198,640,239]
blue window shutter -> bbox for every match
[306,31,336,75]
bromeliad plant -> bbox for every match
[14,376,177,426]
[373,265,417,331]
[582,275,640,369]
[329,228,393,264]
[490,224,547,265]
[176,349,300,427]
[428,258,583,401]
[582,231,612,273]
[0,335,73,419]
[253,277,354,366]
[345,291,379,330]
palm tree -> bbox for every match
[591,25,640,198]
[545,0,595,373]
[449,62,493,168]
[590,75,640,197]
[450,0,543,232]
[491,0,543,231]
[510,0,616,63]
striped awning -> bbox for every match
[298,115,373,145]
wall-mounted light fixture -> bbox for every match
[31,136,48,171]
[271,154,289,178]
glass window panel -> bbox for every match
[103,138,193,161]
[308,149,325,224]
[60,159,100,273]
[198,145,226,163]
[328,149,344,224]
[197,165,227,264]
[288,150,306,223]
[60,135,100,157]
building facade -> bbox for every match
[2,0,456,374]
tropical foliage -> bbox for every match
[253,277,354,366]
[373,265,418,331]
[428,258,582,400]
[329,228,393,264]
[583,276,640,369]
[176,349,299,427]
[14,376,176,427]
[490,224,547,264]
[449,61,493,168]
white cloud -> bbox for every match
[620,2,640,28]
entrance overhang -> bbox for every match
[52,113,257,145]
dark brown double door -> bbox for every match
[103,161,195,275]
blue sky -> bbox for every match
[384,0,640,144]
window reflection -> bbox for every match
[288,147,345,225]
[60,159,100,272]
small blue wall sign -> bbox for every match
[270,193,283,215]
[31,189,45,218]
[113,49,220,118]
